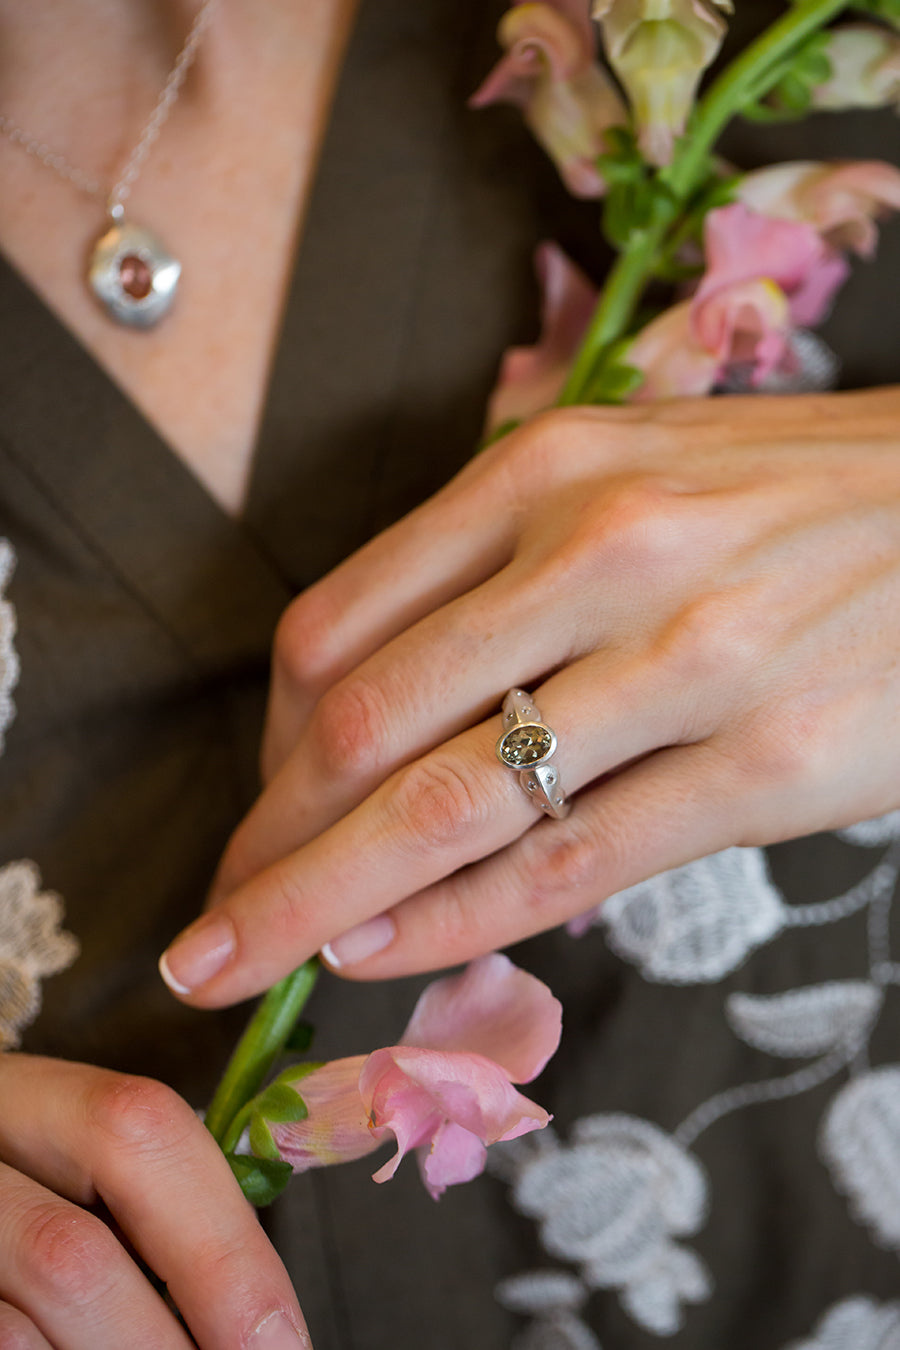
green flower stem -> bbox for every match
[558,0,851,406]
[205,959,320,1147]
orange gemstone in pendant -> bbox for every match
[119,254,153,300]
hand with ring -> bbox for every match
[159,386,900,1005]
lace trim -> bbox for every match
[0,860,80,1049]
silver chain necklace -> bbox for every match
[0,0,218,328]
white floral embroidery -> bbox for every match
[506,1116,711,1335]
[576,847,787,983]
[0,539,19,753]
[0,861,79,1049]
[784,1296,900,1350]
[726,982,883,1058]
[838,812,900,846]
[820,1066,900,1250]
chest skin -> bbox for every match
[0,0,358,517]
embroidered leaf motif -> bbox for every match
[726,982,883,1058]
[820,1067,900,1248]
[496,1271,587,1315]
[0,539,19,754]
[578,847,786,983]
[510,1312,603,1350]
[784,1295,900,1350]
[838,811,900,846]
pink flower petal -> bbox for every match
[270,1056,378,1171]
[399,953,562,1082]
[361,1045,551,1188]
[418,1120,488,1200]
[699,203,848,328]
[626,301,720,400]
[486,244,598,429]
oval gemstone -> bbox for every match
[119,254,153,300]
[498,724,553,767]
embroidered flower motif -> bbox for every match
[0,860,80,1050]
[0,539,19,755]
[820,1066,900,1250]
[507,1115,711,1335]
[838,810,900,846]
[784,1295,900,1350]
[571,846,787,983]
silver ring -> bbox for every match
[495,688,570,819]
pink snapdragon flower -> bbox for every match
[627,202,849,397]
[738,160,900,257]
[267,955,562,1199]
[470,0,627,198]
[593,0,733,164]
[811,23,900,111]
[487,241,599,430]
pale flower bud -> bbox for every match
[592,0,733,164]
[471,0,628,198]
[812,23,900,110]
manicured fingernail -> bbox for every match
[159,914,235,994]
[321,914,396,969]
[249,1311,310,1349]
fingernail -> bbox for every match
[321,914,396,969]
[159,914,235,994]
[249,1311,310,1349]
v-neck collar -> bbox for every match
[0,0,532,662]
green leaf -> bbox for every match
[273,1060,324,1087]
[248,1112,281,1161]
[254,1082,308,1124]
[586,362,645,405]
[284,1019,316,1054]
[850,0,900,25]
[226,1153,293,1207]
[773,70,813,111]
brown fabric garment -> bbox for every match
[0,0,899,1346]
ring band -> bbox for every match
[495,688,570,819]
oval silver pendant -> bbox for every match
[87,220,181,328]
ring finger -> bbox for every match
[163,644,726,1005]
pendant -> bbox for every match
[87,219,181,328]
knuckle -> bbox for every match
[739,697,830,788]
[17,1203,118,1307]
[663,592,761,685]
[392,758,489,855]
[498,408,596,490]
[87,1073,198,1159]
[585,478,684,573]
[523,820,603,916]
[272,589,337,695]
[310,677,390,781]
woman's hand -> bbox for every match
[0,1055,309,1348]
[159,386,900,1006]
